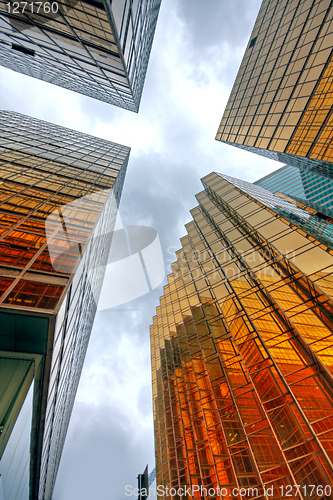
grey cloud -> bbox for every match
[175,0,262,51]
[53,315,155,499]
[53,402,154,500]
[170,0,263,88]
[137,385,154,419]
[88,290,165,345]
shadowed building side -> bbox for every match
[216,0,333,177]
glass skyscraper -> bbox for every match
[216,0,333,174]
[151,171,333,499]
[0,110,130,499]
[0,0,161,111]
[255,164,333,213]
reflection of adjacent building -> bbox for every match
[256,165,333,215]
[0,110,130,499]
[216,0,333,174]
[0,0,161,111]
[151,172,333,499]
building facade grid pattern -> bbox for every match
[151,172,333,500]
[0,0,161,110]
[216,0,333,165]
[38,163,125,498]
[0,110,129,313]
[0,110,129,500]
[255,165,333,211]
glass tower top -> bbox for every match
[151,171,333,499]
[256,165,333,213]
[0,0,161,111]
[216,0,333,171]
[0,110,129,500]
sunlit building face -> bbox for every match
[0,0,161,111]
[0,111,129,500]
[216,0,333,173]
[255,164,333,214]
[151,171,333,498]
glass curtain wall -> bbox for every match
[0,111,130,500]
[0,0,161,110]
[151,171,333,500]
[216,0,333,171]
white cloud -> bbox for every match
[76,318,153,429]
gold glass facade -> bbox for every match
[0,110,128,314]
[151,171,333,499]
[0,110,129,500]
[0,0,161,111]
[216,0,333,171]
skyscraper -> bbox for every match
[0,0,161,111]
[0,110,130,499]
[255,164,333,213]
[151,171,333,498]
[216,0,333,174]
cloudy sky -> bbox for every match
[0,0,279,498]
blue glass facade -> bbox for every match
[256,165,333,213]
